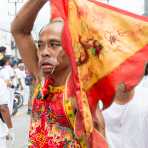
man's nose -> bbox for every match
[41,45,52,57]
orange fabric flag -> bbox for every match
[50,0,148,147]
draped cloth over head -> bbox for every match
[50,0,148,147]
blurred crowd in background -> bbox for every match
[0,46,34,116]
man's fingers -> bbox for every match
[94,108,106,137]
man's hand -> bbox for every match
[6,128,15,143]
[5,80,13,88]
[93,108,106,137]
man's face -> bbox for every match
[37,22,69,76]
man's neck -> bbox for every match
[54,66,71,86]
[114,89,135,105]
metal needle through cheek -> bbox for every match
[50,65,56,74]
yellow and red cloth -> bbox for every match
[50,0,148,147]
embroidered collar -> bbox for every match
[48,85,65,93]
[35,76,65,100]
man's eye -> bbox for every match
[38,44,40,48]
[38,43,44,49]
[50,42,61,48]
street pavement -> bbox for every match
[7,106,31,148]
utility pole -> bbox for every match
[8,0,23,57]
[106,0,110,4]
[8,0,23,16]
[144,0,148,16]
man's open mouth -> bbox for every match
[41,63,55,73]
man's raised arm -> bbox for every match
[11,0,48,77]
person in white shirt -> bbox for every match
[16,63,30,105]
[0,78,14,148]
[136,64,148,101]
[0,46,6,69]
[15,63,26,89]
[138,64,148,88]
[0,56,15,115]
[102,70,148,148]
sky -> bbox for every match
[109,0,144,14]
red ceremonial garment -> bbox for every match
[29,76,84,147]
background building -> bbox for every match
[144,0,148,16]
